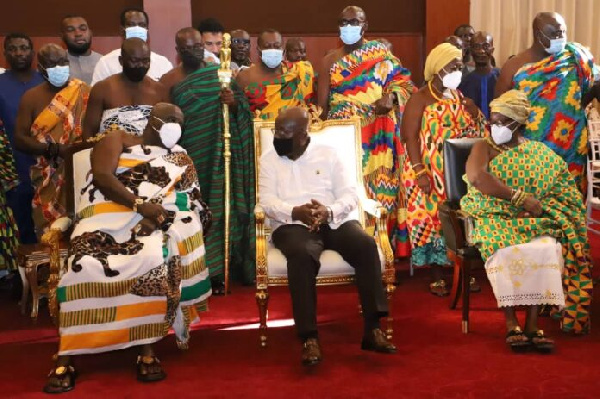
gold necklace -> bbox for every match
[428,80,444,102]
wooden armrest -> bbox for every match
[456,211,475,246]
[254,204,268,289]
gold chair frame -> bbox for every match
[253,115,396,347]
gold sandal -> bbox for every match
[429,279,449,297]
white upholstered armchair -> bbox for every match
[253,115,396,347]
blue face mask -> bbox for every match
[340,25,363,45]
[46,65,70,87]
[261,49,283,69]
[540,31,566,55]
[125,26,148,42]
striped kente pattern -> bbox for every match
[60,306,117,328]
[129,323,168,342]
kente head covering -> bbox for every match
[489,89,531,125]
[424,43,462,82]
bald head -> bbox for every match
[273,107,310,159]
[286,38,307,62]
[38,43,68,69]
[341,6,366,19]
[151,102,184,123]
[533,12,565,31]
[533,12,567,52]
[276,107,309,130]
[122,37,149,57]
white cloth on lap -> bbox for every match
[485,236,565,308]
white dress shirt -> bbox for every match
[91,48,173,85]
[259,142,358,232]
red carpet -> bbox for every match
[2,232,599,398]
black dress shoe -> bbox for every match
[301,338,322,366]
[361,328,397,354]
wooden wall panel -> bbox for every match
[191,0,425,34]
[144,0,192,65]
[0,0,142,36]
[425,0,470,53]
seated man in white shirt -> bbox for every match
[91,7,173,85]
[259,107,396,367]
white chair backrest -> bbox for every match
[254,117,364,225]
[586,100,600,141]
[72,148,92,213]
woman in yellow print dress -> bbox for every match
[401,43,487,296]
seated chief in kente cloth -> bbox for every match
[44,103,212,393]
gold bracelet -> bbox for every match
[515,191,528,207]
[510,189,521,205]
[411,162,424,170]
[415,168,428,178]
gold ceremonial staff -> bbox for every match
[218,33,232,294]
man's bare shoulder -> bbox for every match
[321,48,343,69]
[236,65,255,89]
[500,50,536,76]
[21,83,45,102]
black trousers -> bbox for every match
[272,220,388,339]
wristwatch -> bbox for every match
[132,198,144,213]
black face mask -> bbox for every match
[180,52,203,68]
[123,66,149,82]
[273,137,293,157]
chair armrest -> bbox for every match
[374,207,395,284]
[360,197,382,218]
[456,210,475,246]
[254,205,269,289]
[50,217,73,233]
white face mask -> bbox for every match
[261,49,283,69]
[441,70,462,90]
[125,26,148,42]
[339,25,363,45]
[491,122,517,145]
[152,117,182,149]
[540,31,566,55]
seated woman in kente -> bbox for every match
[44,103,212,393]
[461,90,593,353]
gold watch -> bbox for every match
[132,198,144,213]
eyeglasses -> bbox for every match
[471,43,492,51]
[338,18,363,27]
[232,38,250,45]
[541,29,566,40]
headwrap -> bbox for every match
[424,43,462,82]
[489,89,531,125]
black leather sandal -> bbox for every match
[525,330,554,353]
[506,326,530,353]
[43,365,77,394]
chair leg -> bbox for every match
[18,265,30,316]
[449,252,462,310]
[461,259,471,334]
[26,263,40,320]
[256,289,269,347]
[385,282,396,340]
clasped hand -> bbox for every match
[292,199,329,232]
